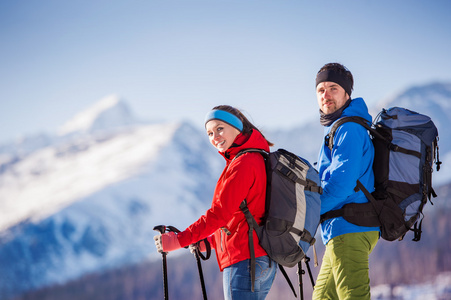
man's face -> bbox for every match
[316,81,349,114]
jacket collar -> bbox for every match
[220,129,270,161]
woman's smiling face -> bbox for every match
[206,120,241,152]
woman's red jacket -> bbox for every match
[177,129,270,271]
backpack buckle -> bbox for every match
[389,144,399,152]
[324,135,330,147]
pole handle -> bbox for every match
[153,225,167,234]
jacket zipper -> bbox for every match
[220,229,224,252]
[220,227,231,252]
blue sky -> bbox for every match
[1,0,450,142]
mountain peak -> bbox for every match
[377,81,451,111]
[58,95,138,136]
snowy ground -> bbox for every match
[371,272,451,300]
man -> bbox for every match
[312,63,380,300]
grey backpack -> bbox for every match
[321,107,441,242]
[235,148,322,295]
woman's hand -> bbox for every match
[189,239,208,254]
[154,231,181,253]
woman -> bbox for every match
[154,105,277,299]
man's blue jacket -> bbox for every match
[317,97,380,245]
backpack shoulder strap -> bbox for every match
[239,199,259,292]
[325,116,374,151]
[236,148,271,217]
[234,148,269,161]
[236,149,269,292]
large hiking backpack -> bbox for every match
[234,148,322,294]
[321,107,441,242]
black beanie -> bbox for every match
[316,69,352,96]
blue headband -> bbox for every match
[204,109,243,132]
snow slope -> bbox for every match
[0,123,178,231]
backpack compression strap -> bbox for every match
[275,163,323,194]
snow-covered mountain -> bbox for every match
[58,94,140,136]
[0,98,223,299]
[0,82,450,299]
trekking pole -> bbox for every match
[304,256,315,288]
[194,243,208,300]
[167,226,209,300]
[153,225,168,300]
[297,261,305,300]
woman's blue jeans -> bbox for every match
[223,256,277,300]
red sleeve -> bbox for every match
[177,154,258,248]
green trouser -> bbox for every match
[312,231,379,300]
